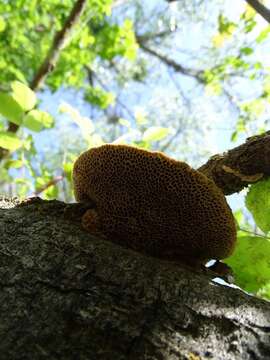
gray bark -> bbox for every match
[0,197,270,360]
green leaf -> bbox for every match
[142,126,171,142]
[0,16,6,32]
[0,92,24,125]
[212,14,236,47]
[59,102,94,134]
[256,26,270,43]
[119,118,131,128]
[225,235,270,295]
[63,162,73,182]
[11,81,36,111]
[135,108,148,125]
[4,159,23,169]
[218,14,236,35]
[245,178,270,233]
[230,130,238,142]
[23,110,54,132]
[84,87,115,109]
[44,184,59,200]
[257,282,270,299]
[233,209,244,229]
[205,81,222,95]
[241,7,257,33]
[0,131,22,150]
[240,47,253,55]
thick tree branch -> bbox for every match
[245,0,270,24]
[0,197,270,359]
[198,131,270,194]
[0,0,88,160]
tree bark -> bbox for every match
[245,0,270,24]
[198,131,270,194]
[0,197,270,360]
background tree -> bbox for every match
[0,0,270,300]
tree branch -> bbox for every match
[198,131,270,194]
[136,35,204,83]
[0,197,270,359]
[0,0,88,160]
[30,0,88,91]
[33,175,64,196]
[245,0,270,24]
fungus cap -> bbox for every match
[73,144,236,263]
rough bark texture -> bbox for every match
[198,131,270,194]
[0,197,270,360]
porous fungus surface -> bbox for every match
[73,144,236,263]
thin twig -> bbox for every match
[33,175,64,196]
[137,38,204,83]
[239,227,270,240]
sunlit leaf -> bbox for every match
[11,81,36,111]
[59,102,94,134]
[143,126,171,142]
[4,159,23,169]
[205,81,222,95]
[256,26,270,43]
[233,209,244,229]
[230,130,238,142]
[44,184,59,200]
[225,235,270,296]
[257,282,270,299]
[241,5,257,33]
[23,110,54,132]
[241,99,265,116]
[135,108,148,125]
[0,92,24,125]
[119,118,131,128]
[212,33,227,48]
[212,14,236,47]
[63,162,73,182]
[0,16,6,32]
[245,179,270,233]
[0,131,22,150]
[84,86,115,109]
[240,47,253,55]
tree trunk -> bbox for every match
[0,197,270,360]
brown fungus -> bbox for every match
[73,144,236,266]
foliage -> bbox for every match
[84,86,115,109]
[225,234,270,297]
[225,179,270,300]
[0,0,136,94]
[0,81,54,149]
[245,178,270,234]
[203,5,270,141]
[92,19,138,61]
